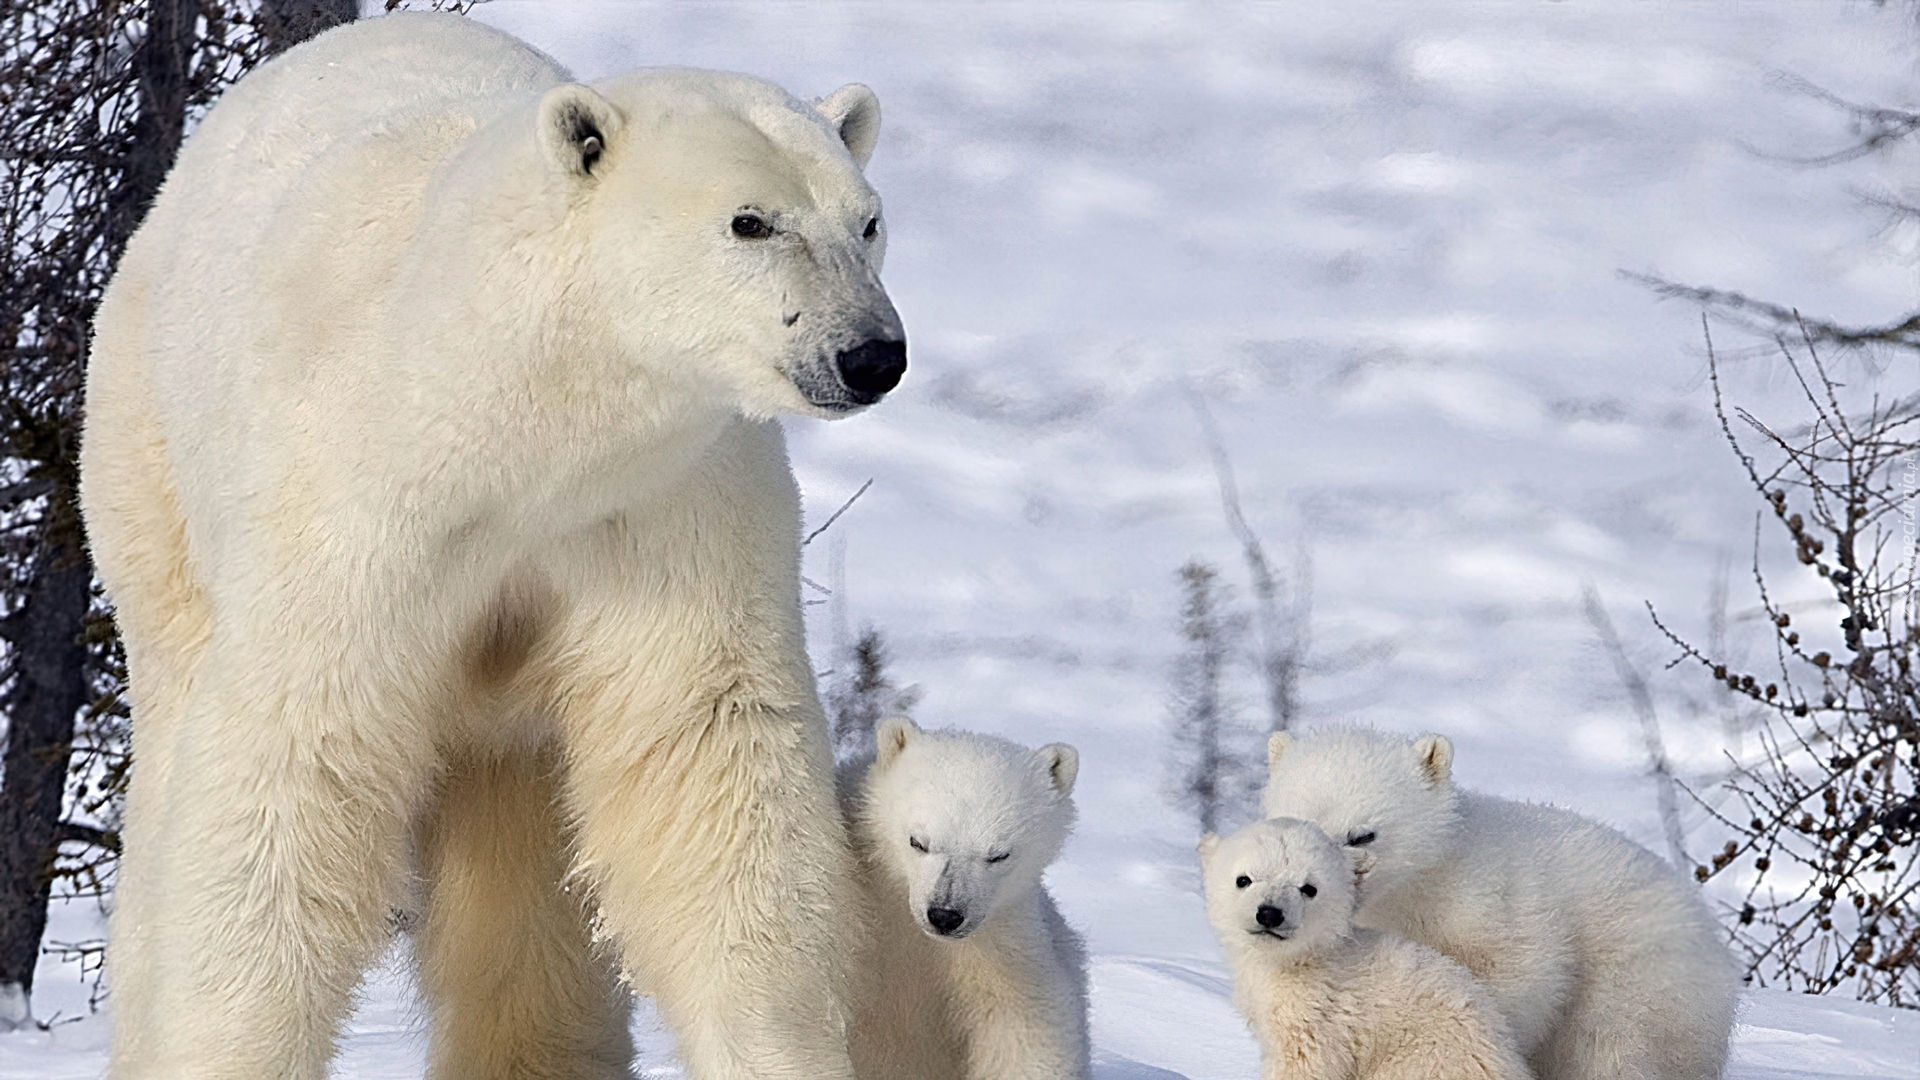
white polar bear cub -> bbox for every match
[1263,729,1739,1080]
[1200,818,1530,1080]
[81,13,905,1080]
[843,718,1092,1080]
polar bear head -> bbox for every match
[529,71,905,420]
[1199,817,1356,961]
[1260,728,1462,904]
[857,718,1078,940]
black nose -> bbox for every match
[1255,905,1285,929]
[835,338,906,402]
[926,906,965,935]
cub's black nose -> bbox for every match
[1255,905,1285,929]
[926,906,966,935]
[835,338,907,403]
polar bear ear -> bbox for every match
[1037,743,1079,796]
[1197,833,1221,864]
[1413,734,1454,787]
[1267,731,1291,768]
[538,83,622,179]
[875,716,920,767]
[817,83,881,168]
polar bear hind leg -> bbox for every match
[1540,961,1735,1080]
[79,296,213,1069]
[116,628,435,1080]
[415,747,633,1080]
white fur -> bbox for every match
[79,14,904,1079]
[1200,818,1531,1080]
[1262,728,1740,1080]
[842,719,1091,1080]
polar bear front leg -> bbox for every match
[415,746,634,1080]
[946,904,1093,1080]
[556,656,858,1080]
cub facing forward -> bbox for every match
[1200,818,1530,1080]
[1263,728,1739,1080]
[843,718,1091,1080]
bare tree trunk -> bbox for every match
[0,549,93,1020]
[260,0,358,56]
[106,0,198,263]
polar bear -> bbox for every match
[1262,728,1740,1080]
[1199,818,1530,1080]
[80,14,904,1080]
[840,718,1091,1080]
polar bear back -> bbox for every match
[1365,791,1737,1076]
[95,16,574,581]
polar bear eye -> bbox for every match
[986,851,1010,864]
[1300,883,1317,898]
[1234,875,1252,889]
[1347,830,1376,847]
[908,836,928,853]
[730,213,772,239]
[863,217,879,240]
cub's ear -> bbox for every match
[1037,742,1079,796]
[1267,731,1291,768]
[1413,734,1454,787]
[817,83,881,168]
[1197,833,1221,863]
[875,716,920,768]
[538,83,622,179]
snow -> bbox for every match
[5,1,1919,1076]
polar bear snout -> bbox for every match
[1255,904,1286,929]
[835,338,907,403]
[925,905,967,936]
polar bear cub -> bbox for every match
[1263,728,1739,1080]
[842,718,1091,1080]
[1200,818,1530,1080]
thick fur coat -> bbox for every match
[841,719,1092,1080]
[1201,818,1530,1080]
[80,14,904,1079]
[1262,728,1740,1080]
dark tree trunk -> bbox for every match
[0,535,94,999]
[260,0,358,55]
[105,0,199,265]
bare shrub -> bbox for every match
[1654,323,1918,1007]
[826,628,920,764]
[1168,560,1257,834]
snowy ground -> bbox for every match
[6,1,1920,1076]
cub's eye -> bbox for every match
[1234,875,1252,889]
[986,851,1010,864]
[731,213,772,239]
[1300,883,1318,898]
[908,836,928,853]
[863,217,879,240]
[1347,830,1376,847]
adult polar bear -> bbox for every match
[80,13,904,1080]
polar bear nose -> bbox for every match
[926,906,966,935]
[1255,904,1285,929]
[835,338,907,403]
